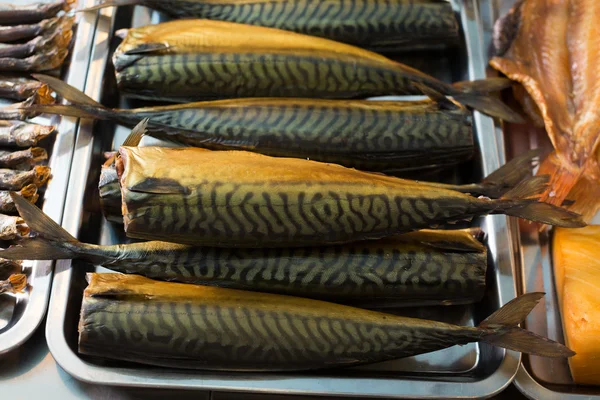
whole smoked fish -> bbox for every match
[31,74,476,174]
[113,20,520,122]
[84,0,460,53]
[0,166,50,190]
[0,121,55,146]
[491,0,600,221]
[0,184,37,213]
[78,274,574,371]
[4,194,488,307]
[116,146,583,247]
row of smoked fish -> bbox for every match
[0,0,75,297]
[492,0,600,386]
[3,0,585,371]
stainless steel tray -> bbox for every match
[45,0,523,397]
[477,0,600,398]
[0,0,99,355]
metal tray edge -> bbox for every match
[45,0,521,397]
[0,0,100,355]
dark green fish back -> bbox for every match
[79,297,480,371]
[127,102,473,171]
[124,180,486,247]
[90,241,486,305]
[115,52,442,102]
[145,0,459,51]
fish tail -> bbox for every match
[29,74,110,120]
[78,0,145,12]
[479,292,575,357]
[536,151,583,209]
[2,193,84,261]
[477,149,541,198]
[451,77,525,123]
[493,175,586,228]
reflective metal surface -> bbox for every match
[0,0,98,356]
[45,0,522,397]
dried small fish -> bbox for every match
[0,147,47,169]
[0,166,50,190]
[117,146,583,247]
[78,274,574,371]
[0,15,70,43]
[0,20,72,59]
[0,74,53,102]
[0,258,22,278]
[0,0,72,25]
[0,46,68,72]
[0,184,37,213]
[0,213,28,240]
[0,273,26,294]
[0,121,55,146]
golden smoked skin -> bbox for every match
[78,274,574,370]
[491,0,600,221]
[117,146,583,247]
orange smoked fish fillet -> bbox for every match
[554,226,600,385]
[491,0,600,222]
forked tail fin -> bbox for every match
[1,193,83,261]
[493,175,586,228]
[479,292,575,357]
[451,78,526,123]
[25,74,110,121]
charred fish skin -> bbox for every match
[142,0,459,52]
[78,274,482,371]
[116,52,445,102]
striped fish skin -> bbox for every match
[143,0,459,52]
[116,52,436,102]
[75,233,487,306]
[78,273,483,371]
[102,99,473,173]
[118,147,494,247]
[113,20,456,102]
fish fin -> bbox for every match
[452,78,525,123]
[32,74,104,108]
[78,0,144,12]
[124,42,170,55]
[558,170,600,223]
[123,119,147,146]
[10,192,76,242]
[25,104,101,120]
[479,292,575,358]
[129,177,189,194]
[479,149,541,198]
[536,152,583,204]
[412,82,459,110]
[493,175,586,228]
[8,274,27,293]
[2,237,77,261]
[453,77,513,93]
[501,174,549,200]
